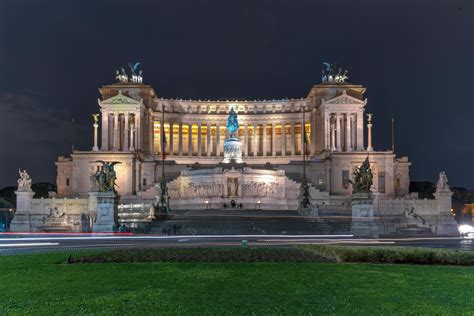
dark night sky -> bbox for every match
[0,0,473,188]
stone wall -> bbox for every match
[376,193,458,236]
[11,196,90,232]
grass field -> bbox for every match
[1,249,474,315]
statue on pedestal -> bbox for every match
[298,177,312,215]
[92,113,99,124]
[155,177,170,215]
[92,161,121,192]
[348,157,373,196]
[17,169,32,192]
[436,171,450,192]
[115,62,143,83]
[226,107,239,138]
[349,157,378,237]
[223,107,243,163]
[321,62,349,83]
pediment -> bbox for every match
[323,91,366,105]
[101,90,141,105]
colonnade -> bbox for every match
[324,111,364,152]
[100,111,140,151]
[154,121,310,158]
[97,110,366,155]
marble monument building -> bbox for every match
[10,64,458,236]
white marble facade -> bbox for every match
[8,76,458,236]
[55,81,410,205]
[164,166,324,210]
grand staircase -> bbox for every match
[146,208,352,235]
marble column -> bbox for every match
[351,113,357,152]
[207,123,211,157]
[148,112,153,154]
[216,124,221,157]
[310,110,316,154]
[188,123,193,156]
[135,112,141,150]
[253,124,258,156]
[346,113,352,152]
[101,111,109,151]
[178,123,183,156]
[336,113,341,152]
[281,122,286,156]
[130,123,135,151]
[325,113,330,150]
[300,121,305,156]
[290,122,295,156]
[169,123,174,156]
[93,119,99,151]
[357,111,364,151]
[113,112,119,151]
[263,124,267,156]
[330,118,336,152]
[272,123,276,156]
[244,124,249,157]
[197,123,202,157]
[367,114,373,152]
[123,113,129,151]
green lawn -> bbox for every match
[1,251,473,315]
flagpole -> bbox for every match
[162,105,165,179]
[301,106,306,179]
[391,117,395,152]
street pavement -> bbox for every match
[0,233,473,255]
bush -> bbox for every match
[66,247,334,264]
[300,245,474,265]
[66,246,474,266]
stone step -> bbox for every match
[147,216,352,235]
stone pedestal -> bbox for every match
[433,188,458,236]
[223,137,243,163]
[10,190,35,232]
[351,193,379,238]
[92,192,118,232]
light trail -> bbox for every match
[0,234,355,241]
[0,243,59,247]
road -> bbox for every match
[0,233,473,255]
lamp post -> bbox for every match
[298,105,312,215]
[155,105,170,217]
